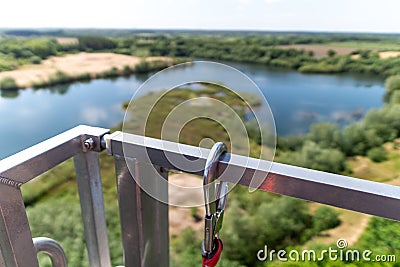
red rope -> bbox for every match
[202,238,223,267]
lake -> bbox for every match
[0,63,385,159]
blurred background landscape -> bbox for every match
[1,0,400,266]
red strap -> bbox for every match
[202,238,223,267]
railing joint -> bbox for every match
[0,175,23,188]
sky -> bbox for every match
[0,0,399,33]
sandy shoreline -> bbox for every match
[0,52,173,88]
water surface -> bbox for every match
[0,64,385,159]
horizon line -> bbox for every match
[1,27,400,35]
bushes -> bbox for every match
[299,62,344,73]
[25,38,58,59]
[28,200,123,267]
[221,195,341,266]
[312,206,341,233]
[357,217,400,254]
[99,67,120,78]
[307,123,340,149]
[133,60,171,73]
[0,57,17,71]
[327,49,337,57]
[78,36,117,51]
[32,71,73,88]
[0,76,18,90]
[389,90,400,104]
[223,197,311,265]
[279,141,346,174]
[28,201,89,267]
[30,56,42,64]
[367,147,387,162]
[32,71,91,88]
[338,123,383,156]
[385,75,400,94]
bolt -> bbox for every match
[160,167,169,173]
[83,138,95,150]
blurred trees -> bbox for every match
[385,75,400,97]
[312,206,341,233]
[78,36,117,51]
[367,147,388,162]
[25,38,58,59]
[0,34,399,78]
[0,76,17,90]
[221,192,341,266]
[279,141,346,173]
[327,49,337,57]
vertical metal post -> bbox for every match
[74,152,111,267]
[0,185,39,267]
[115,156,169,267]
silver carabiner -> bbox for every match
[202,142,228,257]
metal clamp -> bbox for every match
[33,237,68,267]
[202,142,228,257]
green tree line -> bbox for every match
[1,33,399,78]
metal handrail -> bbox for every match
[1,125,400,267]
[106,131,400,221]
[0,126,110,267]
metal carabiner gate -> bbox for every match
[202,142,228,261]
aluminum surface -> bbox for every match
[0,125,109,183]
[74,152,111,267]
[33,237,68,267]
[0,187,38,267]
[0,125,109,267]
[107,131,400,221]
[115,156,169,267]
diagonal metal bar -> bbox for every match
[106,131,400,221]
[0,125,109,184]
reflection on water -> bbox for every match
[1,89,19,99]
[229,63,385,135]
[0,77,143,159]
[0,63,385,159]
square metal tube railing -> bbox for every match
[107,131,400,221]
[1,125,400,267]
[0,126,111,267]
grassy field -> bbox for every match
[278,42,400,58]
[324,41,400,51]
[346,140,400,182]
[277,44,356,57]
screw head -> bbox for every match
[83,138,95,150]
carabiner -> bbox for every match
[202,142,228,258]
